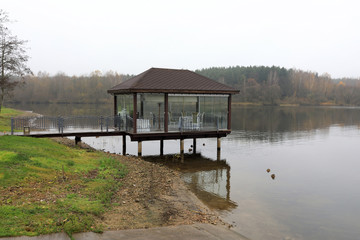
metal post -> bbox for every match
[11,118,14,135]
[106,117,109,132]
[100,116,103,132]
[61,117,64,134]
[57,117,61,133]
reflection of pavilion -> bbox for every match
[145,154,237,211]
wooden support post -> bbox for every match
[114,95,117,116]
[133,93,137,133]
[160,139,164,156]
[122,135,127,155]
[75,136,81,145]
[164,93,168,133]
[193,138,197,154]
[217,137,221,161]
[180,139,184,163]
[114,95,118,129]
[138,141,142,157]
[227,94,232,130]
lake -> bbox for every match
[8,103,360,240]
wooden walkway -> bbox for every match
[26,130,230,141]
[24,130,230,159]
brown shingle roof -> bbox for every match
[108,68,239,94]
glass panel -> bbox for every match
[116,94,133,131]
[116,93,229,133]
[168,94,228,131]
[137,93,164,132]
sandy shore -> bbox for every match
[52,138,227,231]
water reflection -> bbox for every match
[232,106,360,142]
[143,154,237,212]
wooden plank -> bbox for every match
[129,131,230,141]
[28,131,127,138]
[25,130,231,143]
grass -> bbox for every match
[0,136,127,237]
[0,107,24,132]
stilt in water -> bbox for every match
[75,136,81,145]
[160,139,164,156]
[180,139,184,163]
[138,141,142,157]
[193,138,197,154]
[217,137,221,160]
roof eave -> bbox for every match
[108,89,240,95]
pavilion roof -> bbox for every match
[108,68,239,94]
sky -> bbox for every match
[2,0,360,78]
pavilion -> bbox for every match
[108,67,239,158]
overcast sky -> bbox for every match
[2,0,360,78]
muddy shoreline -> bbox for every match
[52,137,228,230]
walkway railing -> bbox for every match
[11,115,133,135]
[11,114,228,135]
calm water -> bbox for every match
[8,103,360,240]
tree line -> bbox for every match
[7,71,131,104]
[195,66,360,105]
[5,66,360,106]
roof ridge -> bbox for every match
[133,68,153,88]
[108,68,240,94]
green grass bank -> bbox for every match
[0,135,127,237]
[0,107,24,132]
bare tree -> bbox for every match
[0,10,32,112]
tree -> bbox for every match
[0,10,32,112]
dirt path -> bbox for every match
[53,138,226,231]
